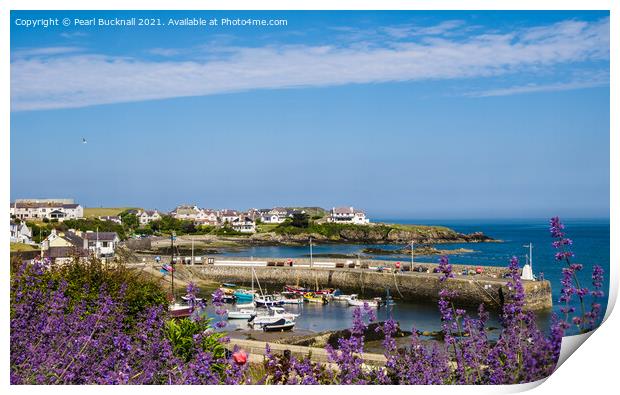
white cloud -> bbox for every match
[466,78,609,98]
[10,17,609,111]
[11,46,84,59]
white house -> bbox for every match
[218,209,240,224]
[328,207,370,224]
[98,216,123,225]
[194,209,218,226]
[136,209,162,225]
[170,205,203,221]
[41,229,120,262]
[10,222,33,244]
[231,217,257,233]
[83,231,120,258]
[259,207,303,224]
[10,199,83,221]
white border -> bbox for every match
[1,1,616,394]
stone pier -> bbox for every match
[150,257,552,311]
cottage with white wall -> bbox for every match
[136,210,162,225]
[328,206,370,224]
[10,222,33,244]
[231,217,257,233]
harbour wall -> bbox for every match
[160,258,552,311]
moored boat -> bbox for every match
[248,307,297,330]
[227,309,257,320]
[262,318,295,332]
[333,293,358,302]
[347,295,381,308]
[279,291,304,304]
[169,303,193,318]
[303,292,329,305]
[233,289,255,303]
[181,295,204,304]
[255,294,284,307]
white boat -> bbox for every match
[347,295,381,308]
[181,295,204,303]
[248,307,297,329]
[281,297,304,305]
[227,309,257,320]
[268,306,299,320]
[333,293,358,302]
[262,318,295,332]
[169,303,193,318]
[235,302,256,309]
[255,294,284,307]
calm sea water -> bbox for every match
[205,218,609,335]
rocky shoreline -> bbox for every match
[135,224,497,256]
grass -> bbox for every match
[257,223,280,233]
[84,207,138,217]
[10,242,39,252]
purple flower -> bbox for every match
[438,256,454,282]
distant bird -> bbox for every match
[82,137,87,144]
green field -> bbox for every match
[256,223,280,233]
[10,242,39,252]
[83,207,138,217]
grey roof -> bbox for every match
[333,207,354,214]
[63,232,85,248]
[83,232,118,241]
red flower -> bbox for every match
[232,350,248,365]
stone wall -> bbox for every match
[173,264,552,311]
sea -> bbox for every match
[203,218,609,336]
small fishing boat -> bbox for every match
[262,318,295,332]
[267,306,299,320]
[332,293,358,302]
[181,295,204,304]
[248,308,296,330]
[284,285,336,296]
[169,303,193,318]
[220,283,238,295]
[284,285,311,295]
[212,292,236,304]
[279,292,304,304]
[303,292,329,305]
[255,295,284,307]
[233,289,255,303]
[227,309,257,320]
[347,295,381,308]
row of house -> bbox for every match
[10,199,83,222]
[161,205,371,233]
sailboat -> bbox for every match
[227,267,260,319]
[167,232,193,318]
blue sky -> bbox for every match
[10,11,610,218]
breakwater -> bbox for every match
[148,257,552,311]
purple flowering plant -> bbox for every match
[10,217,605,384]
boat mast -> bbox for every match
[171,232,176,302]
